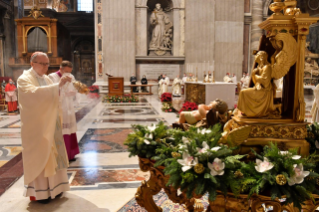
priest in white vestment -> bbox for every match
[311,84,319,123]
[223,73,233,83]
[158,74,170,97]
[49,61,80,161]
[172,76,182,96]
[18,52,72,203]
[240,72,250,89]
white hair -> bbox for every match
[30,52,48,62]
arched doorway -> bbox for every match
[73,39,95,86]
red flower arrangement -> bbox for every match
[161,92,172,102]
[178,101,198,114]
[88,85,99,99]
[88,85,99,93]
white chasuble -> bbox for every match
[18,68,69,186]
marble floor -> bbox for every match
[0,93,315,212]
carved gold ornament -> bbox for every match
[279,127,290,138]
[171,152,181,158]
[264,126,275,137]
[276,174,287,185]
[194,163,205,174]
[234,170,244,179]
[28,6,45,20]
[293,128,306,139]
[249,125,307,140]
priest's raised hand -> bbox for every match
[59,76,72,87]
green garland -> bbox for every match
[125,123,319,209]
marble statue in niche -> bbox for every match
[149,3,173,56]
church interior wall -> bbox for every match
[0,0,16,78]
[100,0,136,82]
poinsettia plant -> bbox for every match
[88,85,99,93]
[162,102,175,113]
[179,101,198,114]
[161,92,172,102]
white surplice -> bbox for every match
[49,72,77,135]
[18,68,69,200]
[172,78,182,96]
[311,84,319,123]
[158,77,170,97]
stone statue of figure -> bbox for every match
[305,57,319,76]
[149,3,172,50]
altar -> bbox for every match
[185,81,236,109]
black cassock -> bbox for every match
[141,78,148,92]
[130,76,138,92]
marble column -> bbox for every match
[101,0,136,82]
[250,0,263,69]
[135,0,148,56]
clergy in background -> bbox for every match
[311,84,319,123]
[49,61,80,161]
[18,52,71,203]
[158,74,170,97]
[172,75,182,96]
[5,78,18,112]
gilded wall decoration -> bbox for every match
[24,0,33,7]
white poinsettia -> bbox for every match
[255,157,274,173]
[144,124,156,140]
[288,164,310,186]
[279,151,301,160]
[182,136,190,144]
[177,152,198,172]
[143,139,150,145]
[147,124,156,132]
[197,128,212,135]
[315,140,319,149]
[211,146,221,152]
[197,141,210,153]
[208,158,225,176]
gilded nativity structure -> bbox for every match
[1,0,319,211]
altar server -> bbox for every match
[172,75,182,96]
[18,52,71,203]
[49,61,80,161]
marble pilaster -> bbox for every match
[172,0,185,56]
[185,0,215,81]
[250,0,263,69]
[101,0,136,82]
[135,0,148,56]
[214,0,244,81]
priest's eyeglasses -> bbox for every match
[33,62,50,67]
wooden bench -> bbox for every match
[128,84,154,95]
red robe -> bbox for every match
[5,83,17,112]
